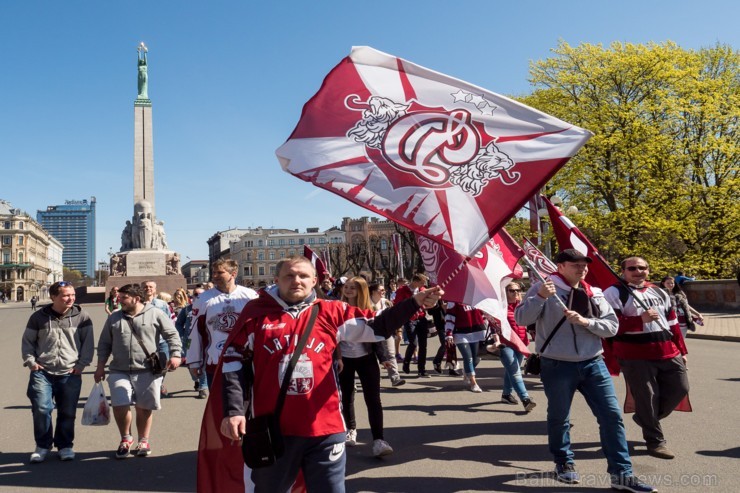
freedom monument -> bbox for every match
[107,43,186,293]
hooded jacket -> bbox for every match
[22,304,94,375]
[97,303,181,372]
[514,274,618,362]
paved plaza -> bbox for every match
[1,303,738,492]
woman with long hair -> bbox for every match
[339,277,394,457]
[105,286,120,315]
[659,276,703,338]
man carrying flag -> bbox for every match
[515,249,656,493]
[604,257,689,460]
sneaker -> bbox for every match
[29,447,49,463]
[418,372,431,378]
[390,376,406,387]
[433,362,442,374]
[523,397,537,413]
[160,386,169,398]
[372,439,393,457]
[58,447,75,461]
[448,368,461,377]
[136,440,151,457]
[646,444,675,460]
[611,474,657,492]
[462,374,470,385]
[501,394,519,405]
[346,429,357,447]
[469,384,482,393]
[115,436,134,459]
[197,389,209,399]
[555,462,580,484]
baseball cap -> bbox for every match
[555,249,592,264]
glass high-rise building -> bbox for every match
[37,197,96,277]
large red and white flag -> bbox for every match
[418,228,529,354]
[522,236,557,279]
[304,245,329,284]
[277,46,592,258]
[543,196,614,289]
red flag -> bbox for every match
[543,196,615,290]
[522,236,557,279]
[304,245,329,284]
[277,46,591,258]
[417,228,530,355]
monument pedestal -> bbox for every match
[106,250,186,295]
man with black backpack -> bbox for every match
[515,249,656,493]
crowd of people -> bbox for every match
[20,253,704,493]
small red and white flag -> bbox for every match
[418,228,529,354]
[522,236,557,279]
[277,46,591,258]
[304,245,329,283]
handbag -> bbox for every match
[242,304,319,469]
[524,316,566,376]
[126,318,169,376]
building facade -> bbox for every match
[37,198,96,277]
[1,200,55,302]
[230,227,345,287]
[181,259,209,287]
[206,228,252,276]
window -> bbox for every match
[258,240,264,247]
[2,236,9,246]
[18,236,24,246]
[269,265,276,275]
[278,239,286,246]
[269,251,275,260]
[245,240,254,247]
[246,252,252,261]
[18,252,23,263]
[380,238,388,250]
[289,250,295,256]
[288,239,295,245]
[268,239,275,246]
[308,238,316,245]
[258,251,264,261]
[3,253,9,263]
[3,221,9,229]
[258,266,265,276]
[278,250,285,258]
[299,238,305,245]
[18,221,24,230]
[244,266,252,276]
[319,237,326,244]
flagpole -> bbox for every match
[521,256,569,311]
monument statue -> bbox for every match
[108,42,184,292]
[137,42,148,100]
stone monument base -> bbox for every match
[105,274,187,297]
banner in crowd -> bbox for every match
[303,245,329,283]
[277,46,592,258]
[417,228,529,354]
[522,236,557,279]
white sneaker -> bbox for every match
[346,428,357,447]
[30,447,49,463]
[462,374,470,385]
[470,384,483,393]
[372,439,393,457]
[58,447,75,461]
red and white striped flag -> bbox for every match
[417,228,529,354]
[277,46,591,258]
[303,245,329,283]
[522,236,557,279]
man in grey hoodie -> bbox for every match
[94,283,181,459]
[515,249,656,493]
[22,281,94,463]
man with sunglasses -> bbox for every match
[22,281,94,463]
[604,257,688,461]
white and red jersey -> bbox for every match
[444,302,487,344]
[604,282,687,361]
[186,285,258,372]
[223,287,395,438]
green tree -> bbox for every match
[62,267,84,286]
[519,41,739,278]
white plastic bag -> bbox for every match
[81,382,111,426]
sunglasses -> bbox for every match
[57,281,72,287]
[626,266,649,272]
[507,289,522,294]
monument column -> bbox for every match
[134,42,155,218]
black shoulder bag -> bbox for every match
[242,304,319,469]
[524,316,566,376]
[126,318,168,376]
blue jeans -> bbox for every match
[27,370,82,450]
[499,346,529,399]
[456,341,480,375]
[540,356,632,477]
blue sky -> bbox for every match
[1,1,738,266]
